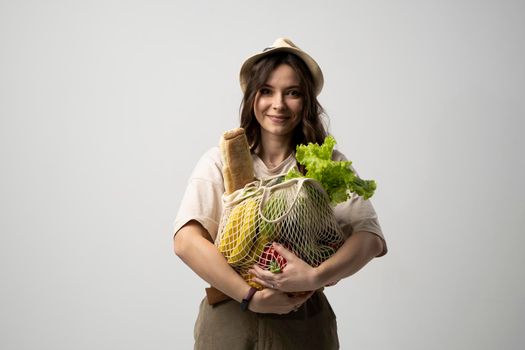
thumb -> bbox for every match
[272,242,297,260]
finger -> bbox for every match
[290,290,315,302]
[272,242,297,260]
[251,276,276,289]
[290,296,309,313]
[249,265,270,279]
[301,290,315,299]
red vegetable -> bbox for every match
[257,243,311,297]
[258,243,287,273]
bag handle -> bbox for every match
[222,174,293,207]
[222,180,262,207]
[258,177,309,224]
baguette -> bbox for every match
[220,128,255,194]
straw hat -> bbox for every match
[239,38,324,96]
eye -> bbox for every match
[287,90,302,97]
[259,87,272,95]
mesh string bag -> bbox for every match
[216,175,346,289]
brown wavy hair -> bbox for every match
[239,52,328,152]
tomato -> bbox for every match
[257,243,287,273]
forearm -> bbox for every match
[174,221,251,303]
[314,231,383,287]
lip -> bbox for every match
[267,115,290,123]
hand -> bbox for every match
[248,288,314,314]
[325,280,340,287]
[248,243,320,293]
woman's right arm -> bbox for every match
[173,220,312,314]
[174,220,252,303]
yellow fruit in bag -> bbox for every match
[218,198,258,266]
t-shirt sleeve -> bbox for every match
[332,150,388,257]
[172,147,225,242]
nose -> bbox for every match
[272,93,285,110]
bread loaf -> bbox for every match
[220,128,255,194]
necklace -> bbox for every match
[264,152,292,168]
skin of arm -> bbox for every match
[174,220,313,314]
[249,231,384,292]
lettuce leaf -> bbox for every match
[284,136,376,204]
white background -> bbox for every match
[1,0,524,349]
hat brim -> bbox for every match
[239,46,324,96]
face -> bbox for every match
[253,64,303,142]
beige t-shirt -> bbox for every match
[173,147,387,257]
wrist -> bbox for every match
[248,288,269,313]
[240,287,257,311]
[312,265,329,289]
[234,285,253,303]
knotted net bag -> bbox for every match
[216,175,346,288]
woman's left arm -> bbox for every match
[249,231,384,292]
[314,231,384,287]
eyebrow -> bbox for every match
[261,83,302,90]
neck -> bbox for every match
[257,133,294,168]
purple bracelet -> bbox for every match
[240,287,257,311]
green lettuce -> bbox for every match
[284,136,376,204]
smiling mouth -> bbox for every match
[267,115,289,123]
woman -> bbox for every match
[173,38,387,349]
